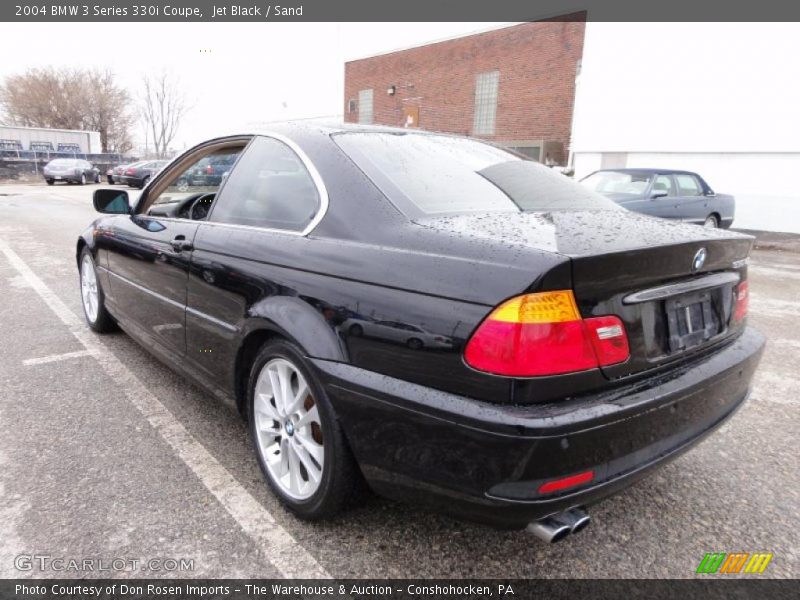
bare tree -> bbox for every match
[0,67,135,153]
[84,70,135,154]
[139,71,189,159]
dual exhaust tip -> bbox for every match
[526,507,591,543]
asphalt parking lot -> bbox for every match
[0,182,797,579]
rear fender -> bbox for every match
[244,296,348,362]
[234,297,348,416]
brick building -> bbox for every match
[343,20,585,165]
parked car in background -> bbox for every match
[124,160,169,189]
[107,164,130,184]
[78,125,763,538]
[580,169,734,228]
[115,161,144,186]
[43,159,100,185]
[176,153,237,189]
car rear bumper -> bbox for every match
[43,174,79,182]
[313,327,764,528]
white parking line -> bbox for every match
[23,349,93,366]
[0,237,330,579]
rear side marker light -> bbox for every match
[538,470,595,495]
[464,290,630,377]
[734,281,749,321]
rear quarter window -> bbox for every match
[209,136,321,232]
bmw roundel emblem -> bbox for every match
[692,248,707,272]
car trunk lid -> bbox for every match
[416,209,753,380]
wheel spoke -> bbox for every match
[266,367,283,416]
[293,441,322,482]
[276,362,293,414]
[263,441,281,464]
[295,404,319,429]
[287,444,301,494]
[285,380,309,416]
[255,392,281,421]
[278,438,290,476]
[295,430,324,465]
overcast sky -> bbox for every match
[0,22,509,150]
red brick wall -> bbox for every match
[344,20,585,163]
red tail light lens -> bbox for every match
[734,280,749,321]
[538,470,595,495]
[584,315,630,366]
[206,164,213,174]
[464,291,630,377]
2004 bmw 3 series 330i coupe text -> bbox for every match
[78,123,764,541]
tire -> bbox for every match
[46,179,54,186]
[348,324,363,337]
[107,176,114,184]
[703,214,719,228]
[80,173,86,185]
[407,337,424,350]
[248,339,362,520]
[94,173,101,184]
[79,248,118,333]
[138,176,150,190]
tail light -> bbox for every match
[464,290,629,377]
[206,164,214,174]
[126,168,135,175]
[733,281,749,321]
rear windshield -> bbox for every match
[48,159,78,167]
[334,132,618,216]
[580,170,653,195]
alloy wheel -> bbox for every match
[80,254,99,322]
[253,358,325,500]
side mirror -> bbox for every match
[93,189,130,214]
[650,189,669,199]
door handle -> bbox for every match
[170,235,194,252]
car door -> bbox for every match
[102,149,240,355]
[671,173,709,223]
[184,135,324,383]
[642,173,681,220]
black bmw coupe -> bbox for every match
[78,123,764,542]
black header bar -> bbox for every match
[3,0,800,22]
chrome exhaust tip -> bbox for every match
[526,518,571,543]
[559,507,591,534]
[527,508,591,543]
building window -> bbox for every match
[358,89,373,124]
[348,99,357,114]
[473,70,499,135]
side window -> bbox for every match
[209,136,321,232]
[675,174,703,196]
[149,147,244,207]
[652,174,674,196]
